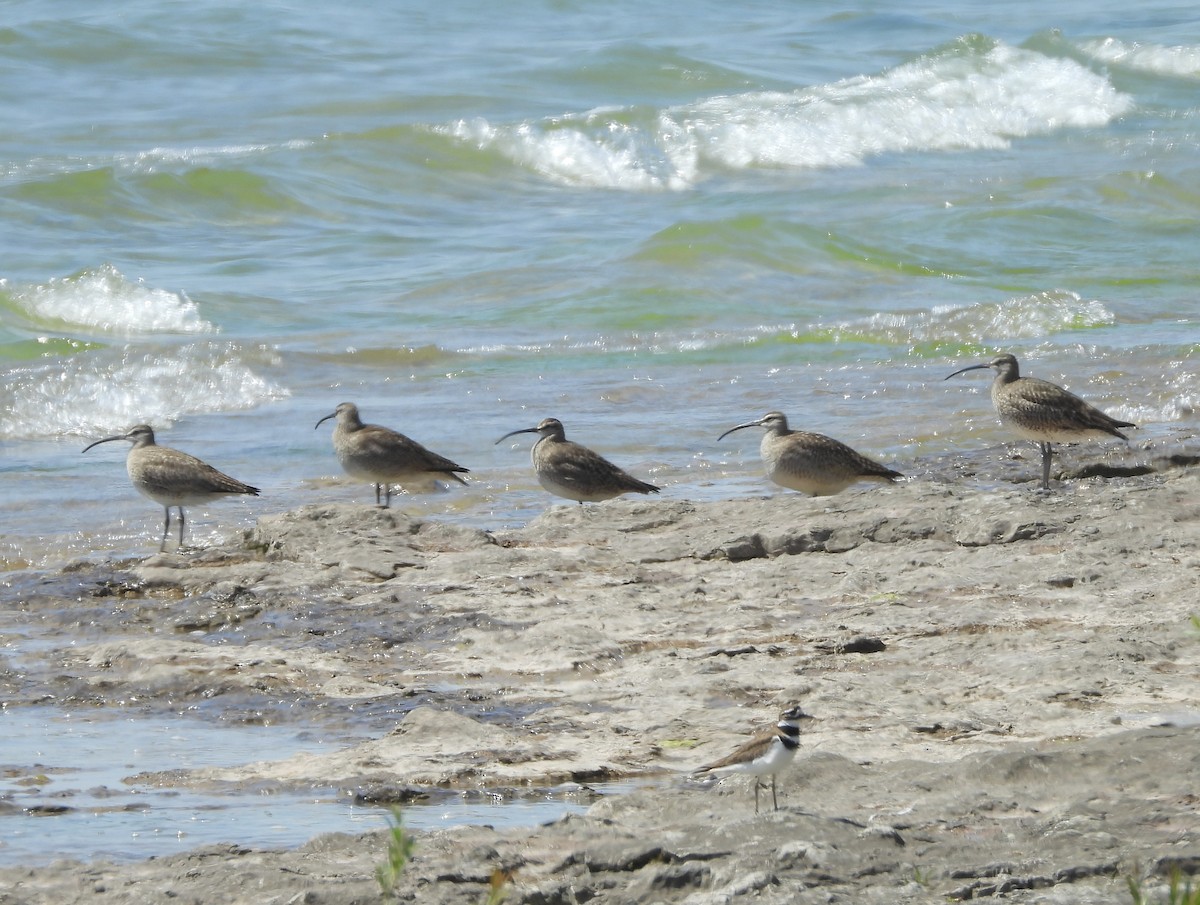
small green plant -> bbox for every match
[1127,866,1200,905]
[376,806,417,896]
[373,806,514,902]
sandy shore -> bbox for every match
[2,450,1199,903]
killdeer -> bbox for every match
[83,424,260,551]
[693,705,813,813]
[944,353,1135,491]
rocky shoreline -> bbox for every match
[2,457,1199,903]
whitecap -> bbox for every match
[447,116,695,192]
[818,290,1117,346]
[682,41,1132,171]
[0,342,288,440]
[6,264,213,335]
[441,38,1132,191]
[1078,37,1200,79]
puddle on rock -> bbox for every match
[0,707,624,866]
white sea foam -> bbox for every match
[1160,368,1199,422]
[683,41,1130,170]
[0,342,287,440]
[444,39,1132,191]
[448,116,696,191]
[1079,37,1200,78]
[7,265,213,335]
[820,290,1117,346]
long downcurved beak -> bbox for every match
[315,412,336,429]
[495,426,539,445]
[944,363,991,381]
[82,434,127,453]
[718,419,764,442]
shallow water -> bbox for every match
[1,707,364,864]
[0,706,626,866]
[3,3,1198,570]
[1,0,1198,865]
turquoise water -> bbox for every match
[1,0,1198,862]
[3,2,1199,564]
[2,2,1197,565]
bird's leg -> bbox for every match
[771,774,779,811]
[178,506,186,548]
[753,780,761,814]
[383,484,393,508]
[1040,442,1053,491]
[160,507,171,553]
[373,483,382,506]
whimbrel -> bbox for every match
[944,353,1135,490]
[693,706,813,813]
[83,424,260,551]
[718,411,902,496]
[315,402,468,508]
[495,417,660,503]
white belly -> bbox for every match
[711,737,796,777]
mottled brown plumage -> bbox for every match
[945,353,1135,490]
[83,424,259,551]
[719,411,901,496]
[315,402,468,507]
[495,417,660,503]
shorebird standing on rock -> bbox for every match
[315,402,469,508]
[718,411,902,496]
[83,424,260,551]
[944,353,1135,491]
[495,417,660,504]
[693,706,814,813]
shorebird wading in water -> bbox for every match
[693,706,814,813]
[83,424,260,551]
[944,353,1135,491]
[495,417,660,503]
[718,411,902,496]
[315,402,469,508]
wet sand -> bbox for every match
[2,441,1199,903]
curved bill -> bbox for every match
[717,418,766,442]
[943,362,992,381]
[315,411,337,429]
[495,426,540,445]
[82,434,128,453]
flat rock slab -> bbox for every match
[2,469,1198,902]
